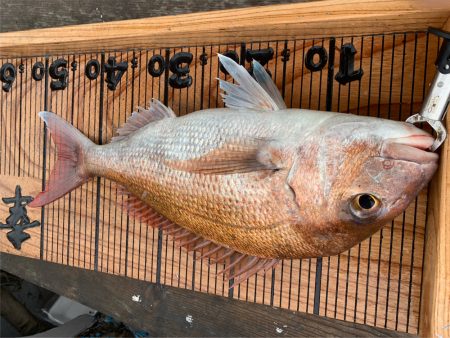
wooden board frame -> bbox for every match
[0,0,449,57]
[0,252,414,337]
[419,17,450,338]
[0,1,449,337]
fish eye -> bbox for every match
[358,194,377,209]
[350,194,381,220]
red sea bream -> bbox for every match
[29,55,438,284]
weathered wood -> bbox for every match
[0,0,449,57]
[420,117,450,338]
[1,3,449,335]
[419,18,450,338]
[0,252,416,337]
[0,0,311,33]
[0,30,441,334]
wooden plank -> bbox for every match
[0,252,416,337]
[0,31,440,333]
[0,0,449,57]
[0,177,41,258]
[420,123,450,338]
[0,0,312,33]
[419,17,450,338]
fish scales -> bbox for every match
[87,109,318,258]
[29,55,438,283]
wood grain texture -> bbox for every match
[0,0,312,33]
[1,4,449,335]
[420,119,450,338]
[0,32,441,334]
[419,19,450,338]
[0,177,41,258]
[0,252,416,337]
[0,0,449,57]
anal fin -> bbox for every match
[119,187,178,231]
[118,186,279,287]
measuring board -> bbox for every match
[0,1,449,337]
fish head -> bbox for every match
[288,115,438,255]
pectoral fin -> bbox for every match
[166,140,285,175]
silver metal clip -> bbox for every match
[406,27,450,152]
[406,71,449,151]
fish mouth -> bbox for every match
[382,135,439,164]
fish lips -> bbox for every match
[381,134,439,191]
[381,135,439,165]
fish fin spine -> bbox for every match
[119,187,280,287]
[251,60,287,110]
[217,54,286,111]
[111,98,176,142]
[29,111,94,207]
[119,187,178,229]
[174,232,279,287]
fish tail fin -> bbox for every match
[29,111,95,207]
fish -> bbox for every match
[29,54,438,285]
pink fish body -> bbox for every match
[30,55,438,283]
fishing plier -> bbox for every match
[406,27,450,151]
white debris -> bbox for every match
[276,327,283,334]
[131,294,142,303]
[186,314,194,325]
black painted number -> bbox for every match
[335,43,363,85]
[32,62,45,81]
[246,48,274,76]
[49,59,68,90]
[147,55,165,77]
[219,50,239,75]
[85,59,100,80]
[104,56,128,90]
[305,46,328,72]
[245,48,274,66]
[0,63,16,92]
[169,52,193,89]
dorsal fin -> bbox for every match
[118,186,279,287]
[217,54,286,111]
[111,99,175,142]
[251,60,287,110]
